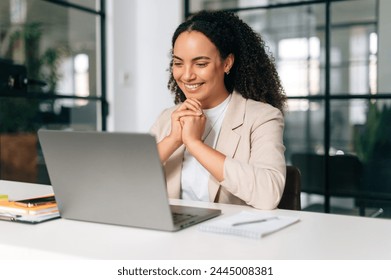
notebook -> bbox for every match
[38,129,221,231]
[198,211,300,239]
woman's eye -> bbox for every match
[196,63,207,68]
[173,61,183,67]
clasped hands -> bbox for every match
[169,98,206,148]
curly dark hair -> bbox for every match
[168,10,287,113]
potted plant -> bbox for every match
[354,102,391,194]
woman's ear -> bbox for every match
[224,53,235,74]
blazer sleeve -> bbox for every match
[220,105,286,210]
[150,106,177,143]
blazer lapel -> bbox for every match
[208,92,246,201]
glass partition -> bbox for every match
[0,0,106,184]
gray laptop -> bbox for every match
[38,129,221,231]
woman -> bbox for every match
[150,10,287,210]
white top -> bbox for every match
[181,95,231,201]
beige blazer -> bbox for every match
[150,91,286,210]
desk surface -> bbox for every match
[1,180,391,260]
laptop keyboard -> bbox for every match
[172,212,197,224]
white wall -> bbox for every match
[106,0,182,132]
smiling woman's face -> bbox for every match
[172,31,233,109]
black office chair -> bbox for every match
[278,165,301,210]
[291,153,363,196]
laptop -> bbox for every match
[38,129,221,231]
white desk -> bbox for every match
[1,180,391,260]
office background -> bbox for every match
[0,0,390,218]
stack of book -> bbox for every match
[0,194,60,224]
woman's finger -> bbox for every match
[174,110,202,121]
[178,98,203,114]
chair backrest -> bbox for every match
[278,165,301,210]
[291,153,363,196]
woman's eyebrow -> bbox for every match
[172,55,211,61]
[172,55,183,61]
[192,56,211,61]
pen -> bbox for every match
[232,216,278,226]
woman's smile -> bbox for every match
[184,83,204,91]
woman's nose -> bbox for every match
[182,66,196,81]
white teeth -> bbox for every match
[184,83,202,90]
